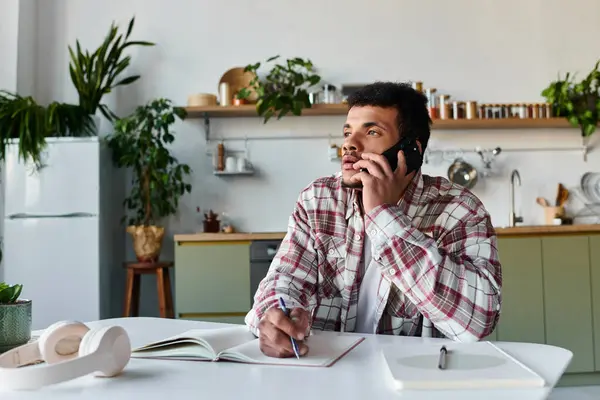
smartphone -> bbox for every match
[380,136,423,175]
[342,136,423,189]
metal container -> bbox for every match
[545,103,553,118]
[309,91,321,105]
[219,82,231,106]
[531,104,540,119]
[425,88,438,119]
[447,159,478,189]
[322,84,338,103]
[412,81,423,93]
[465,101,478,119]
[439,95,451,119]
[452,101,464,119]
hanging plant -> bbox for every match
[541,59,600,138]
[236,55,321,123]
[68,16,155,121]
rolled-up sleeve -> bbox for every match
[245,198,318,336]
[364,203,501,342]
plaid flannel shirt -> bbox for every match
[245,169,502,341]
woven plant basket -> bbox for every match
[0,300,32,353]
[127,225,165,262]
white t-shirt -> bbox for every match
[354,235,381,334]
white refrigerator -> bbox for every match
[2,137,126,330]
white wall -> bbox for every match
[0,0,19,92]
[0,0,21,279]
[3,0,600,315]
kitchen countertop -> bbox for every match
[174,224,600,242]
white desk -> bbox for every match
[1,317,572,399]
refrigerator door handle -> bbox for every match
[7,212,98,219]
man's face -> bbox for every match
[341,106,400,187]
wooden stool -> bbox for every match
[123,261,174,318]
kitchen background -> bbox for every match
[1,0,600,316]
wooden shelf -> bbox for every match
[184,104,576,130]
[213,170,254,176]
[185,104,347,118]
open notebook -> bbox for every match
[382,341,546,390]
[131,325,364,367]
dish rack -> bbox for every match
[569,186,600,223]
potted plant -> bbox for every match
[0,282,32,353]
[236,55,321,123]
[0,90,96,170]
[105,98,192,262]
[68,16,155,124]
[541,59,600,140]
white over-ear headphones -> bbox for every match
[0,320,131,390]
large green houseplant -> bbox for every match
[105,98,192,262]
[0,91,96,169]
[541,59,600,138]
[236,55,321,123]
[68,16,155,122]
[0,282,32,353]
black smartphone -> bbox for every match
[342,137,423,189]
[380,136,423,175]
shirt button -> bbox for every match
[355,234,361,241]
[370,229,377,236]
[388,268,395,275]
[328,249,335,255]
[496,304,500,311]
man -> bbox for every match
[245,82,501,358]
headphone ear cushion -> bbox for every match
[78,326,131,377]
[38,321,90,364]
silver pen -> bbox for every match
[438,345,447,370]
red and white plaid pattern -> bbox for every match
[245,169,501,341]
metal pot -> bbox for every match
[447,158,478,189]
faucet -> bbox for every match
[509,169,523,227]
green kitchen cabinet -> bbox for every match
[542,235,595,374]
[588,235,600,371]
[495,237,546,345]
[174,241,251,323]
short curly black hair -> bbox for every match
[346,81,431,152]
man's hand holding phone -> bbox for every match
[258,307,310,358]
[350,150,413,214]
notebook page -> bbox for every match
[219,331,365,367]
[133,325,256,356]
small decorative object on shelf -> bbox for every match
[219,82,231,106]
[203,210,220,233]
[216,142,225,171]
[233,91,247,106]
[329,144,341,160]
[220,212,235,233]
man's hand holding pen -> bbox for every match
[258,306,310,358]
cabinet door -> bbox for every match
[542,236,594,373]
[495,237,545,344]
[174,242,251,320]
[588,235,600,371]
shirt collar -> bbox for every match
[337,169,424,221]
